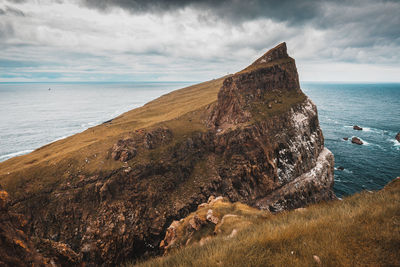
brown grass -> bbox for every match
[0,78,225,198]
[131,179,400,267]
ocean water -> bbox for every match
[302,83,400,197]
[0,82,399,196]
[0,82,192,162]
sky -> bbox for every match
[0,0,399,82]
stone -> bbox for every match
[206,209,219,224]
[313,255,321,265]
[343,137,348,141]
[353,125,363,131]
[351,137,363,145]
[159,220,180,251]
[228,229,238,238]
[396,132,400,142]
[189,215,205,231]
[337,166,344,171]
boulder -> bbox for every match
[343,137,348,141]
[351,137,363,145]
[206,209,219,224]
[396,132,400,142]
[353,125,363,131]
[313,255,322,265]
[337,166,344,171]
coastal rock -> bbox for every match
[352,137,363,145]
[0,185,48,267]
[353,125,363,131]
[396,132,400,142]
[160,197,265,254]
[343,137,348,141]
[337,166,344,171]
[206,209,219,224]
[111,127,173,161]
[1,43,335,265]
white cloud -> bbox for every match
[0,0,399,82]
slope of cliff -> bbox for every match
[0,185,49,266]
[134,178,400,267]
[0,43,335,265]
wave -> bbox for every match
[390,139,400,146]
[334,167,353,174]
[0,149,34,161]
[390,139,400,150]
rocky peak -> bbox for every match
[249,42,289,67]
[208,42,302,128]
[0,43,335,266]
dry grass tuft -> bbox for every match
[130,178,400,267]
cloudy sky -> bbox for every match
[1,0,399,82]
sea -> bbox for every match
[0,82,399,197]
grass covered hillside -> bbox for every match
[131,178,400,267]
[0,78,225,198]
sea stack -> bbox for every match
[0,43,335,265]
[352,137,363,145]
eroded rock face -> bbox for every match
[0,185,48,267]
[9,42,335,265]
[111,127,173,161]
[160,196,267,254]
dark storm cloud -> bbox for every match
[79,0,400,42]
[5,6,25,16]
[79,0,322,25]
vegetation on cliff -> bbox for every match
[0,43,335,265]
[132,178,400,267]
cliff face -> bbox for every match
[0,185,48,266]
[0,43,335,265]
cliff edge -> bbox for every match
[0,43,335,265]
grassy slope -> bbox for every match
[133,178,400,267]
[0,78,225,197]
[0,55,307,199]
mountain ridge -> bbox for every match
[0,43,335,265]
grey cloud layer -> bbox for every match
[79,0,400,46]
[0,0,399,81]
[80,0,322,25]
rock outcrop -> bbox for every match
[353,125,363,131]
[0,185,48,267]
[160,196,267,254]
[352,137,363,145]
[1,42,335,265]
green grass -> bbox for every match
[130,178,400,267]
[250,90,307,121]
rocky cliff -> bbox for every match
[0,42,335,266]
[0,185,48,266]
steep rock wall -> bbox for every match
[7,43,335,265]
